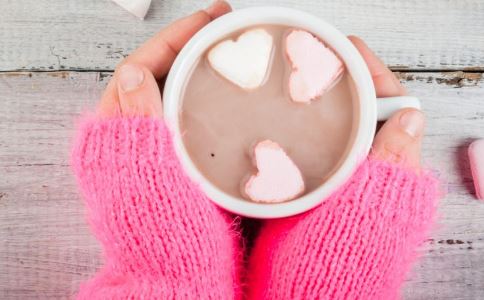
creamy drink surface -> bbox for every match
[180,25,358,199]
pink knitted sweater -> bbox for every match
[72,116,440,299]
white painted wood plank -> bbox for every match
[0,72,105,299]
[397,71,484,299]
[0,0,483,72]
[0,71,484,299]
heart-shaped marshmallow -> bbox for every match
[244,140,305,203]
[286,30,344,103]
[208,29,273,89]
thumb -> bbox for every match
[116,63,163,117]
[372,108,425,169]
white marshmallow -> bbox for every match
[111,0,152,20]
[208,29,273,89]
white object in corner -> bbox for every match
[111,0,152,20]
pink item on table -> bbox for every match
[244,140,305,203]
[285,30,344,103]
[469,139,484,199]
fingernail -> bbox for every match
[205,1,229,19]
[399,110,425,137]
[118,64,144,92]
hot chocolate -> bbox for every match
[180,25,358,200]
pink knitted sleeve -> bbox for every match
[71,116,241,299]
[247,158,441,300]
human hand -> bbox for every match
[96,0,231,118]
[247,38,435,300]
[349,36,424,170]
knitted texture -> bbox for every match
[71,116,241,300]
[247,158,440,300]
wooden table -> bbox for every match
[1,0,483,298]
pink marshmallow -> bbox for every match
[469,139,484,200]
[244,140,305,203]
[285,30,344,103]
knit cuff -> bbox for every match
[330,157,442,298]
[71,115,176,175]
[71,115,190,275]
[339,157,441,229]
[247,157,442,300]
[71,116,180,270]
[71,116,241,299]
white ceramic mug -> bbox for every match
[163,6,420,219]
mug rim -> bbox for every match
[163,6,376,218]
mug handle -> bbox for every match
[376,96,421,121]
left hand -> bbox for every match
[96,1,232,117]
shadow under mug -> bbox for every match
[163,6,420,219]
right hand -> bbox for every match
[349,36,425,170]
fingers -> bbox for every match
[97,1,231,117]
[116,64,163,117]
[205,0,232,20]
[371,108,425,169]
[348,36,406,97]
[124,0,232,79]
[349,35,424,169]
[97,79,121,117]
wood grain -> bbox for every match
[0,72,105,299]
[397,71,484,299]
[0,71,483,299]
[2,0,484,298]
[0,0,483,72]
